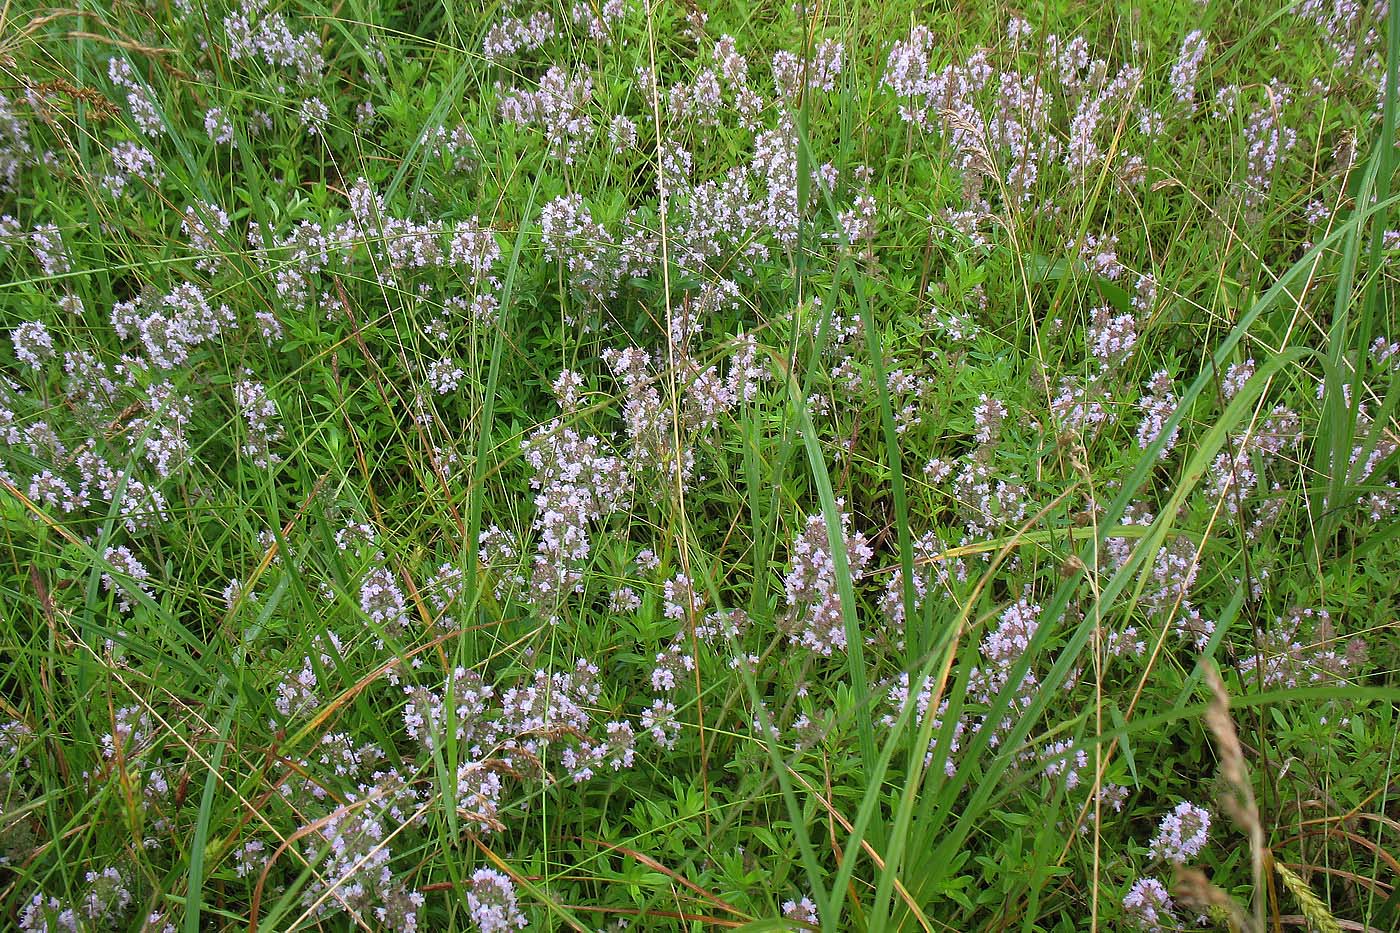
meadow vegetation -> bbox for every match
[1,0,1399,929]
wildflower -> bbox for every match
[1170,31,1208,110]
[782,896,818,927]
[1371,336,1399,372]
[1040,739,1088,790]
[483,11,555,61]
[102,546,154,612]
[1051,376,1112,435]
[448,217,501,282]
[1239,607,1367,689]
[496,66,595,163]
[403,667,495,754]
[607,586,640,613]
[572,0,626,42]
[427,357,464,394]
[182,201,231,271]
[1122,877,1177,931]
[1241,85,1297,209]
[233,376,283,467]
[641,698,679,748]
[1136,370,1180,457]
[204,107,235,145]
[981,597,1040,666]
[1148,801,1211,863]
[298,769,424,929]
[12,321,53,369]
[131,382,193,479]
[224,2,325,83]
[19,893,76,932]
[608,114,637,152]
[1133,273,1158,312]
[223,578,254,610]
[103,142,165,196]
[520,381,631,619]
[360,566,409,629]
[1221,359,1254,399]
[299,96,329,135]
[456,761,505,831]
[662,573,704,621]
[540,193,619,299]
[499,661,598,742]
[924,458,954,483]
[466,868,527,932]
[782,506,874,655]
[1080,234,1125,281]
[1087,304,1137,368]
[275,656,320,718]
[972,394,1007,444]
[233,840,265,878]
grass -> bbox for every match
[1,0,1399,930]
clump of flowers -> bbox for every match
[497,66,596,163]
[223,0,326,83]
[11,321,53,370]
[298,771,426,931]
[19,868,134,932]
[1239,607,1367,689]
[1122,877,1176,931]
[360,566,410,631]
[520,373,631,621]
[273,633,344,720]
[466,868,527,932]
[403,666,495,755]
[781,505,873,655]
[1147,801,1211,863]
[101,545,154,613]
[539,193,620,300]
[1136,370,1180,457]
[1170,31,1208,110]
[782,895,819,927]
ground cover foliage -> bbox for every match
[1,0,1399,929]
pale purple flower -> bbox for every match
[972,394,1006,444]
[1239,607,1367,689]
[1170,31,1208,109]
[1136,370,1180,457]
[299,96,329,135]
[782,506,874,655]
[782,895,819,926]
[224,3,325,83]
[233,376,283,467]
[981,597,1040,666]
[30,223,70,276]
[1148,800,1211,863]
[12,321,53,369]
[103,141,164,196]
[641,698,679,748]
[427,357,464,394]
[360,566,409,629]
[483,11,555,61]
[1241,84,1296,209]
[466,868,527,932]
[456,761,504,831]
[1371,336,1399,372]
[1122,877,1176,931]
[1220,359,1254,399]
[28,470,82,514]
[204,106,235,145]
[1087,305,1138,368]
[497,66,595,163]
